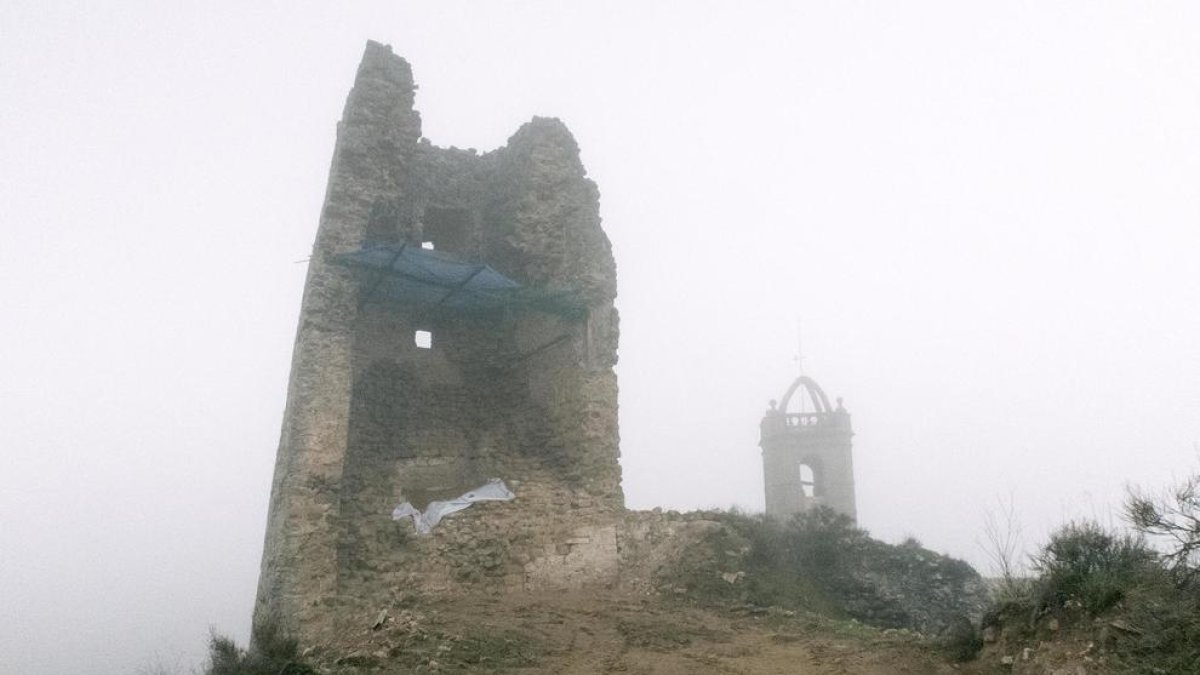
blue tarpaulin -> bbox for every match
[334,243,584,317]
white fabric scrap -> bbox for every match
[391,478,515,535]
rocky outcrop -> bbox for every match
[625,509,989,636]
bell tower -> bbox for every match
[759,376,856,521]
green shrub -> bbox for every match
[204,617,314,675]
[1031,520,1155,614]
[717,508,872,616]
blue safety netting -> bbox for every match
[334,243,585,317]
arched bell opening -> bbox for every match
[799,463,816,498]
[797,455,825,500]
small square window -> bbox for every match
[414,330,433,349]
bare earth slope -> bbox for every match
[312,590,968,674]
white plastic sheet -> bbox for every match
[391,478,515,535]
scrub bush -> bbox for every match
[1031,520,1155,614]
[203,618,314,675]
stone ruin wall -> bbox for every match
[256,42,624,642]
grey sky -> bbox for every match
[2,2,1198,673]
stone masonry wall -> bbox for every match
[256,42,623,644]
[256,44,421,635]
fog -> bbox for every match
[2,2,1198,673]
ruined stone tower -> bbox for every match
[759,376,856,522]
[256,42,622,640]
